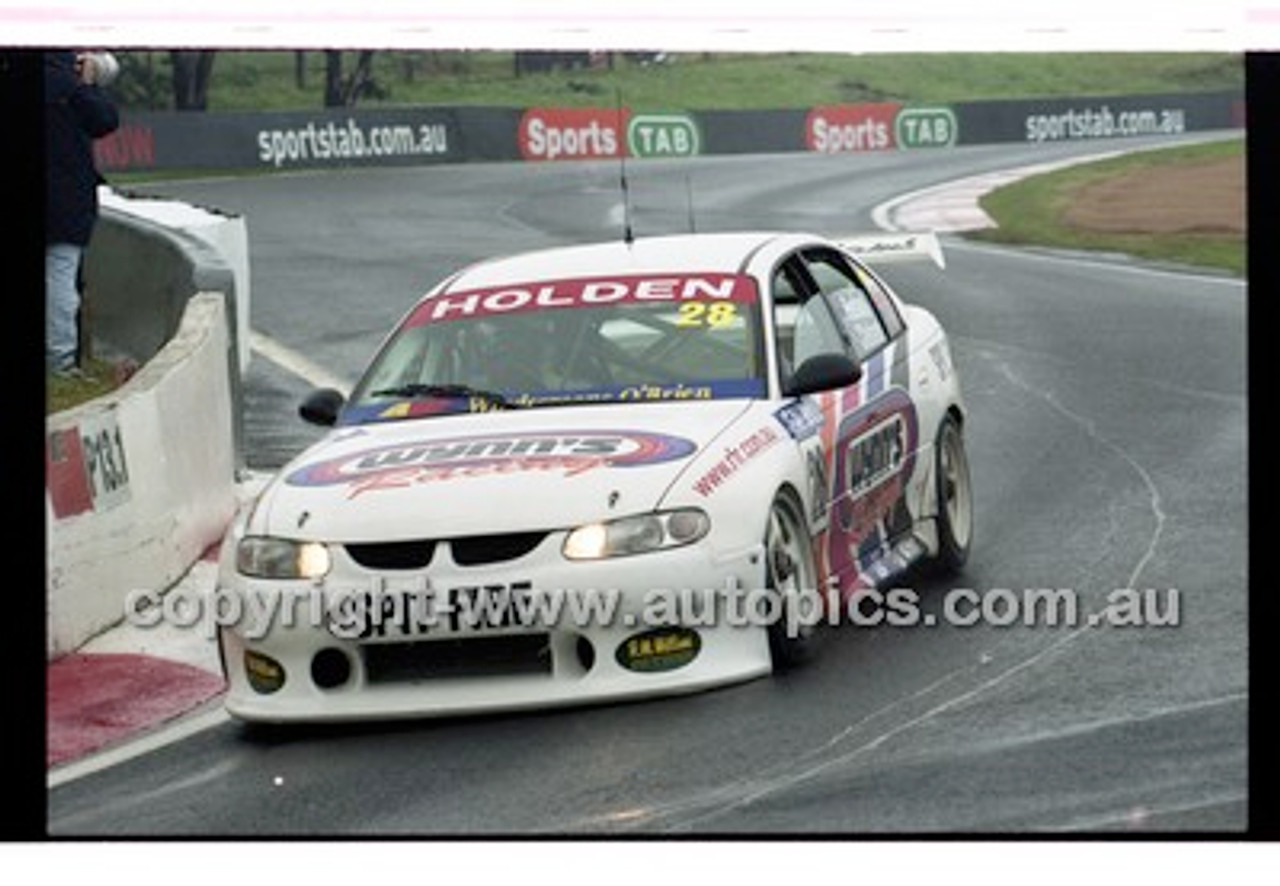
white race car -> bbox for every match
[217,230,972,722]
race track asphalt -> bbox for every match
[46,138,1249,835]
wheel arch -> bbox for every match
[772,481,807,522]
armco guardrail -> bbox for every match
[93,90,1244,173]
[46,292,238,659]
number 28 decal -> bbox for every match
[675,302,738,328]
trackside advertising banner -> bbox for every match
[805,103,901,152]
[951,90,1244,145]
[515,108,707,160]
[93,91,1242,173]
[517,107,628,161]
[694,109,811,155]
[94,107,522,173]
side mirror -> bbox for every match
[299,388,346,427]
[784,353,862,397]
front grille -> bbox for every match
[449,532,547,566]
[344,532,548,571]
[362,634,553,682]
[345,540,436,570]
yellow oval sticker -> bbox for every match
[615,627,701,673]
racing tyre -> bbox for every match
[765,493,822,670]
[931,414,973,575]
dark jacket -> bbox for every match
[45,51,119,246]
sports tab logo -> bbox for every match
[519,108,627,161]
[285,430,698,492]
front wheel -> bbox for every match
[764,493,821,670]
[931,414,973,575]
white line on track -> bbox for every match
[249,329,353,393]
[47,701,231,790]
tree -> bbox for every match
[112,51,168,110]
[324,50,379,107]
[170,50,216,111]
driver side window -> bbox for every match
[792,293,847,366]
[802,250,889,362]
[772,259,848,388]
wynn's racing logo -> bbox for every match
[285,430,697,493]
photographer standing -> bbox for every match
[45,49,119,375]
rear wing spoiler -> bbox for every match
[838,231,945,270]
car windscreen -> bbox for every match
[342,272,766,424]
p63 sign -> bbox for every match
[46,410,131,519]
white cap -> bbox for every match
[87,52,120,87]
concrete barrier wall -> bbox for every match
[86,189,251,375]
[46,293,239,659]
[48,190,250,660]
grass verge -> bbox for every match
[971,138,1245,276]
[46,358,132,415]
[134,51,1243,113]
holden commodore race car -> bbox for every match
[216,230,972,722]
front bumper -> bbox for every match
[217,534,773,722]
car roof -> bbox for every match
[436,231,822,294]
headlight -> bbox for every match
[236,537,331,578]
[562,509,710,560]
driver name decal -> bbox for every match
[286,430,697,496]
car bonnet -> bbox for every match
[249,400,754,541]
